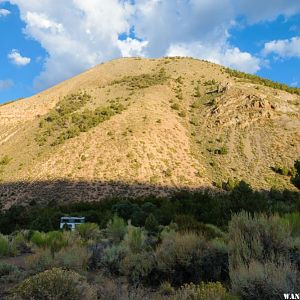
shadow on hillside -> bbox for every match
[0,179,213,208]
[1,179,299,234]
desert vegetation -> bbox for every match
[1,180,300,298]
[1,190,300,299]
[0,156,12,181]
[0,57,299,190]
[112,68,168,90]
[0,57,300,299]
[225,67,300,95]
[35,91,125,146]
[272,159,300,189]
[1,178,300,234]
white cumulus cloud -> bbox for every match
[8,49,31,66]
[0,8,10,17]
[263,36,300,58]
[7,0,300,91]
[134,0,260,73]
[117,38,148,57]
[9,0,132,90]
[167,42,260,74]
[25,12,64,33]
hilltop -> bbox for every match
[0,57,299,208]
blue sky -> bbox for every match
[0,2,46,103]
[1,0,300,104]
[229,14,300,86]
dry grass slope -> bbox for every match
[0,57,299,207]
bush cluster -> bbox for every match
[292,160,300,190]
[9,268,96,300]
[0,263,22,284]
[1,181,300,235]
[229,212,300,299]
[225,67,300,95]
[35,91,125,146]
[214,146,228,155]
[112,68,168,90]
[0,231,30,257]
[172,282,238,300]
[1,209,300,299]
[274,159,300,189]
[0,155,12,166]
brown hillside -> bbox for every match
[0,57,299,208]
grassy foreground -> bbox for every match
[1,180,300,299]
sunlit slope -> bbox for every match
[0,57,299,204]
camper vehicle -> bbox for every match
[60,216,85,230]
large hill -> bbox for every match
[0,57,299,208]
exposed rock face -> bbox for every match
[218,82,231,93]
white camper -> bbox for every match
[60,216,85,230]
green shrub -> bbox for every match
[0,233,19,257]
[145,213,159,234]
[55,245,90,272]
[214,146,228,155]
[225,67,300,95]
[94,274,150,300]
[292,174,300,189]
[194,85,201,98]
[60,230,81,246]
[171,103,180,110]
[11,231,30,254]
[156,228,228,284]
[281,166,289,176]
[176,93,183,100]
[191,99,202,108]
[26,244,89,274]
[193,239,229,283]
[106,215,127,243]
[174,215,225,239]
[0,155,12,166]
[282,212,300,237]
[46,231,68,256]
[228,212,291,269]
[228,212,298,299]
[155,231,206,284]
[222,178,237,191]
[204,79,217,86]
[204,224,227,239]
[0,263,22,284]
[120,252,155,283]
[112,200,139,220]
[173,282,237,300]
[101,244,126,274]
[0,263,18,277]
[30,231,48,248]
[35,91,125,146]
[273,165,291,176]
[76,222,100,241]
[10,268,96,300]
[0,234,9,257]
[112,68,168,89]
[159,281,175,296]
[231,260,300,300]
[26,249,54,272]
[31,231,68,257]
[122,225,146,254]
[177,110,186,117]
